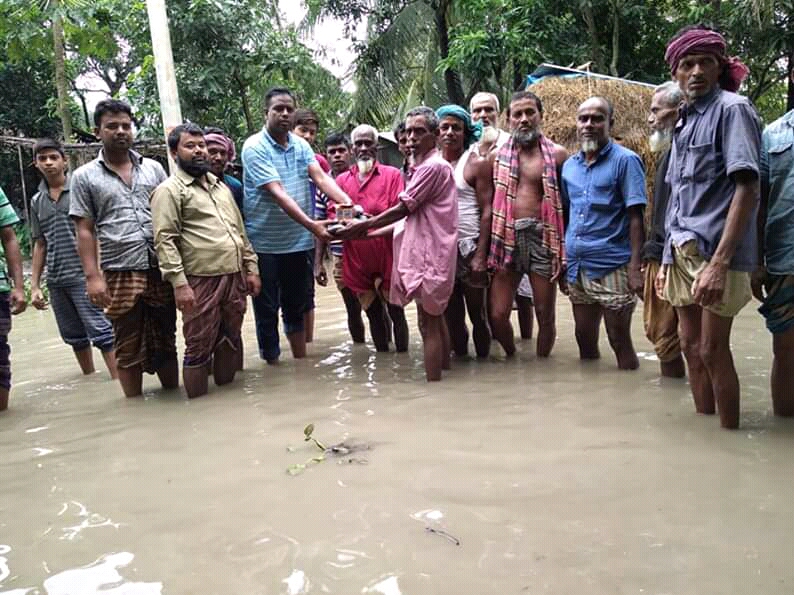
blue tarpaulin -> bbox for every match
[526,63,656,89]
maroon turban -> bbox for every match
[204,133,236,163]
[664,29,749,93]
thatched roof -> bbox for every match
[525,67,658,204]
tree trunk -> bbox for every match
[234,70,255,135]
[609,2,620,77]
[434,0,465,105]
[580,1,604,72]
[788,52,794,111]
[52,0,73,142]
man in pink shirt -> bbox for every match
[336,124,409,352]
[337,107,458,381]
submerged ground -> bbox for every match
[1,286,792,595]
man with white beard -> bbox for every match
[562,97,646,370]
[642,81,686,378]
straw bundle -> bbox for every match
[527,76,659,205]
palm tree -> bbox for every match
[304,0,465,128]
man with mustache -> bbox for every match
[470,91,536,341]
[562,96,646,370]
[70,99,177,398]
[204,128,243,212]
[152,124,260,398]
[334,124,409,352]
[657,25,761,429]
[241,87,352,364]
[336,107,457,381]
[488,91,568,358]
[437,104,493,358]
[642,81,686,378]
[30,138,117,378]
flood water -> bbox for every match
[1,285,793,595]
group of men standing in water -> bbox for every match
[0,24,792,431]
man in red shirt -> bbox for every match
[335,124,409,352]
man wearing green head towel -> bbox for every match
[437,104,494,358]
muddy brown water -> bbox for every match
[1,286,793,594]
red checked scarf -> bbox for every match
[487,135,566,270]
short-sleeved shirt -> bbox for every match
[241,129,317,254]
[0,187,20,293]
[314,192,343,257]
[69,150,168,271]
[30,176,84,286]
[562,140,647,282]
[337,162,405,294]
[390,149,458,315]
[761,110,794,275]
[663,88,762,272]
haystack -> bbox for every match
[526,76,658,201]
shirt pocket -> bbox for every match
[768,141,793,180]
[685,143,717,183]
[589,182,616,210]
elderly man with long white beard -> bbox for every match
[642,81,686,379]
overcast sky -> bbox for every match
[280,1,362,87]
[77,2,362,117]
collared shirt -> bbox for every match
[241,129,317,254]
[151,168,258,288]
[761,109,794,275]
[69,150,167,271]
[30,175,84,286]
[391,148,458,312]
[0,186,20,293]
[664,88,761,271]
[336,162,404,217]
[642,149,672,262]
[337,162,405,278]
[223,174,244,212]
[562,140,647,282]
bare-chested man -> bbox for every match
[437,105,493,358]
[470,91,535,338]
[487,91,568,358]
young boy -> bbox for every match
[30,139,117,378]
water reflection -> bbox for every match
[0,552,161,595]
[3,288,793,594]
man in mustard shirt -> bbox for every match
[152,123,261,398]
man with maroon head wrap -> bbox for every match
[205,129,244,212]
[655,25,762,429]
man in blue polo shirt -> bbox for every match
[562,96,646,370]
[242,87,352,363]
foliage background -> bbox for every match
[1,0,792,216]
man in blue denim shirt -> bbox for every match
[562,97,646,370]
[657,25,760,429]
[756,65,794,418]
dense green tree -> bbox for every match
[306,0,794,126]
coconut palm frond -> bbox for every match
[348,2,439,127]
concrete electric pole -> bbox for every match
[145,0,182,172]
